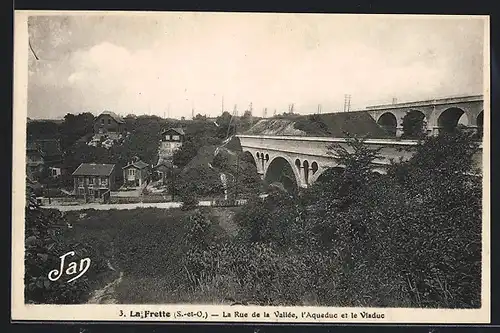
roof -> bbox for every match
[162,127,185,136]
[72,163,115,176]
[122,160,149,170]
[97,111,125,124]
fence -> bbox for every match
[109,194,173,204]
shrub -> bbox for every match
[401,111,428,138]
[24,201,108,304]
[180,193,199,211]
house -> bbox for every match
[93,111,126,138]
[72,163,116,199]
[26,142,44,179]
[122,157,150,187]
[153,159,174,184]
[158,128,185,162]
[48,164,65,178]
[26,139,63,180]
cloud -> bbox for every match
[27,14,486,119]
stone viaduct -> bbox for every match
[236,95,485,190]
[366,94,484,137]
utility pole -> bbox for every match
[263,107,267,118]
[343,94,352,112]
[235,153,240,201]
[171,166,175,201]
[233,104,238,134]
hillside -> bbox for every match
[176,137,261,199]
[243,111,391,138]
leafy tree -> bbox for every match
[194,114,207,121]
[180,193,199,211]
[401,111,427,139]
[27,120,61,142]
[216,111,237,139]
[173,139,203,169]
[60,112,95,150]
[325,135,382,209]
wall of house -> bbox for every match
[109,169,116,190]
[123,167,150,186]
[73,174,114,196]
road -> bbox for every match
[42,200,210,212]
[40,195,268,212]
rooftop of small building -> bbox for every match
[72,163,116,176]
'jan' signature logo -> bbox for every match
[48,251,91,283]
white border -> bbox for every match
[11,11,491,324]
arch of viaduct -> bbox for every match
[237,134,483,190]
[366,95,484,137]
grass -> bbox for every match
[62,207,240,304]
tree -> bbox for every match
[325,135,382,206]
[216,111,237,139]
[172,139,200,169]
[401,111,427,139]
[194,114,207,121]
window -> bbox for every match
[108,119,111,125]
[89,177,94,185]
[128,169,135,176]
[89,189,94,196]
[172,135,180,141]
[101,118,105,124]
[78,178,84,185]
[101,177,108,186]
[52,169,57,176]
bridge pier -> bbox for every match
[396,126,404,138]
[298,165,308,188]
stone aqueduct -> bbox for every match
[237,95,485,190]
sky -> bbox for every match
[26,13,487,119]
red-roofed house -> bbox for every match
[72,163,116,199]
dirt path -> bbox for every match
[87,242,124,304]
[87,270,123,304]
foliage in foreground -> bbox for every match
[24,191,108,304]
[182,132,482,308]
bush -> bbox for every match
[24,203,108,304]
[181,193,199,211]
[186,132,482,308]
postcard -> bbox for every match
[12,11,490,324]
